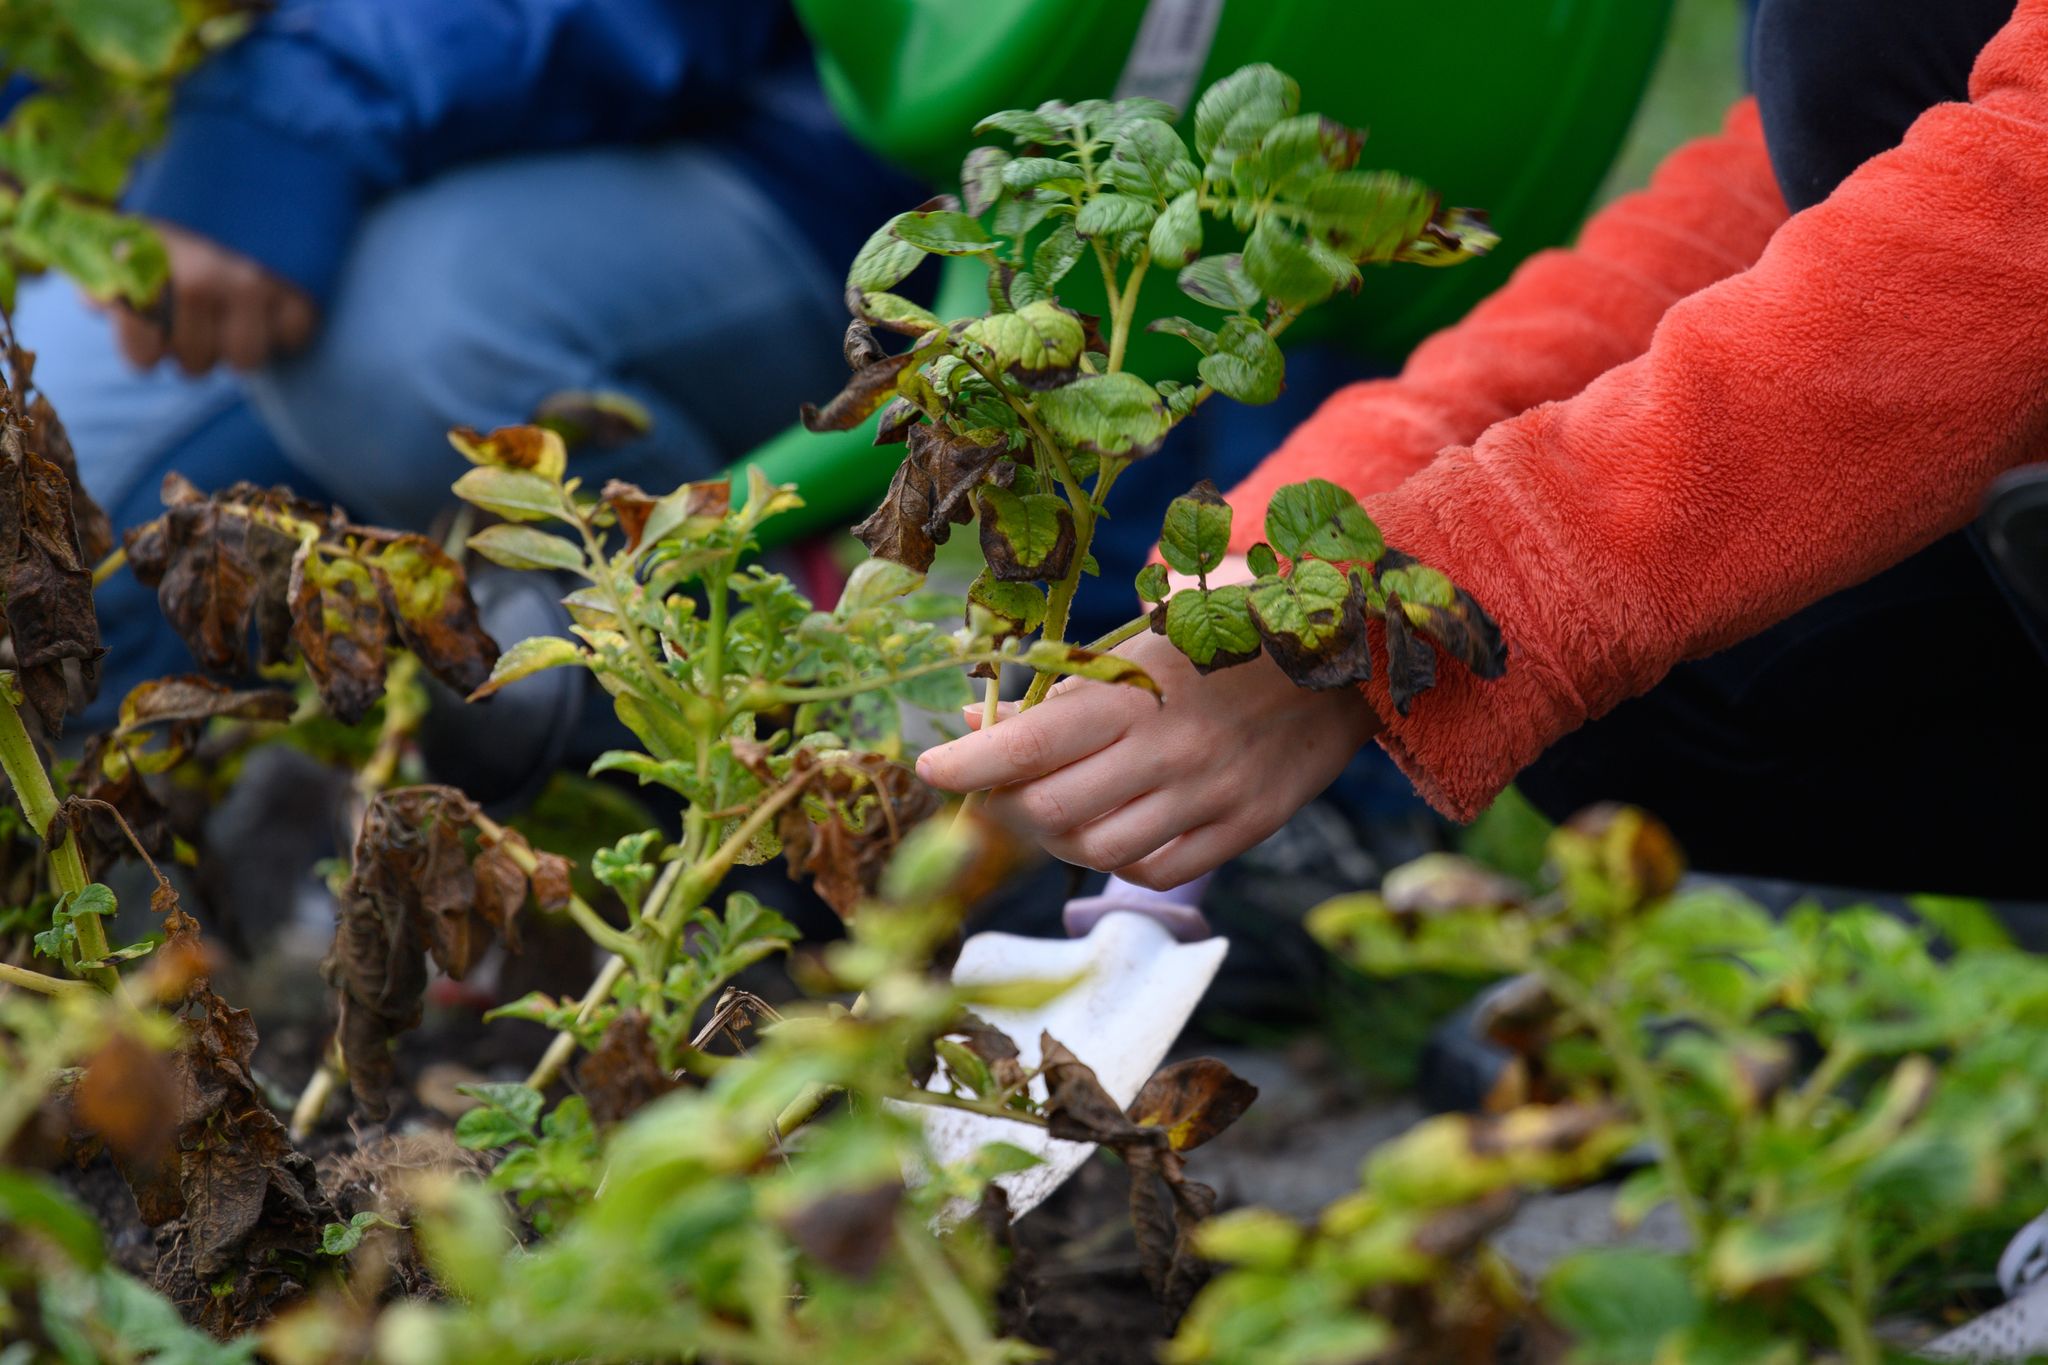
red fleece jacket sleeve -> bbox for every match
[1330,0,2048,820]
[1225,99,1787,525]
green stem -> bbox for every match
[1084,613,1152,654]
[890,1086,1050,1128]
[1804,1279,1879,1365]
[953,677,1004,826]
[1538,964,1709,1244]
[0,683,116,992]
[659,773,817,939]
[895,1211,1007,1365]
[0,960,94,997]
[91,546,127,589]
[526,953,629,1092]
[1106,251,1150,374]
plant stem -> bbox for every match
[526,953,628,1092]
[1084,613,1152,654]
[290,1035,345,1140]
[1804,1279,1879,1365]
[1105,251,1150,374]
[354,651,422,800]
[1537,964,1709,1244]
[0,684,116,992]
[953,678,1004,826]
[896,1211,1007,1365]
[891,1086,1050,1128]
[91,546,127,588]
[0,960,94,997]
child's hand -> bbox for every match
[917,625,1384,889]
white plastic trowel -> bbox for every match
[914,875,1227,1221]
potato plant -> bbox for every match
[1173,809,2048,1365]
[806,65,1508,722]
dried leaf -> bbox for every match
[115,674,293,733]
[1127,1058,1259,1153]
[0,374,104,733]
[74,1032,179,1167]
[779,751,941,919]
[852,424,1009,572]
[576,1011,679,1127]
[800,350,917,433]
[776,1180,905,1281]
[1383,592,1436,716]
[288,541,389,726]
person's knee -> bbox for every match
[1753,0,2013,212]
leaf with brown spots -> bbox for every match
[852,423,1010,572]
[114,673,293,733]
[364,532,499,699]
[9,344,113,563]
[778,750,942,919]
[800,349,918,433]
[1127,1057,1259,1154]
[288,540,389,725]
[448,423,566,479]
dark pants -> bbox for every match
[1520,0,2048,900]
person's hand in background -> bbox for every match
[113,222,317,375]
[916,555,1384,888]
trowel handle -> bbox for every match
[1061,873,1213,942]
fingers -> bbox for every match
[270,286,317,357]
[166,281,221,376]
[986,741,1158,837]
[1043,786,1205,873]
[112,307,168,371]
[218,287,271,373]
[1116,816,1268,891]
[918,685,1133,792]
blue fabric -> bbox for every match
[34,138,859,728]
[122,1,918,304]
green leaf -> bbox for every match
[451,466,567,523]
[467,636,584,702]
[1178,254,1261,311]
[1018,642,1159,697]
[322,1211,403,1257]
[891,209,995,255]
[1192,1208,1303,1271]
[462,1082,545,1129]
[1257,114,1364,186]
[962,301,1085,377]
[959,145,1011,216]
[1707,1205,1842,1296]
[1298,170,1438,261]
[975,108,1064,144]
[968,572,1047,638]
[1248,559,1373,690]
[1148,189,1203,267]
[934,1037,995,1098]
[1193,64,1299,160]
[9,187,167,305]
[1160,585,1260,672]
[847,215,928,293]
[1263,479,1383,563]
[1034,373,1173,458]
[1378,562,1455,609]
[466,524,589,574]
[1033,218,1086,288]
[1134,562,1170,604]
[1002,156,1085,194]
[1544,1250,1698,1364]
[1244,214,1347,308]
[0,1170,104,1269]
[1105,118,1197,199]
[1074,192,1158,239]
[836,558,925,615]
[1147,315,1217,356]
[1158,481,1233,579]
[454,1107,533,1151]
[977,486,1076,583]
[854,290,941,334]
[1246,543,1280,578]
[62,0,187,75]
[1197,317,1284,405]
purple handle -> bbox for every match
[1062,873,1213,942]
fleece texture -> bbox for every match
[1224,3,2048,821]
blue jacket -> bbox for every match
[123,0,921,304]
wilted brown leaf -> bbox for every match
[74,1032,180,1167]
[115,674,294,733]
[0,373,104,734]
[576,1011,679,1127]
[851,424,1010,573]
[800,350,917,433]
[125,981,336,1337]
[8,344,113,564]
[1383,593,1436,717]
[1127,1058,1259,1154]
[778,751,942,919]
[448,424,565,476]
[776,1180,905,1281]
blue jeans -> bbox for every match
[25,143,857,728]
